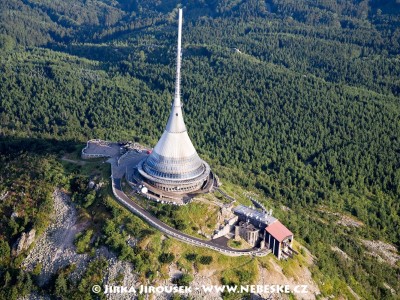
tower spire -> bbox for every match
[174,8,183,107]
[164,8,186,133]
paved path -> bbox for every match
[216,188,236,203]
[109,160,270,257]
[82,142,271,256]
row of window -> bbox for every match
[152,182,201,192]
[144,164,205,180]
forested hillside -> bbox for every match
[1,0,400,299]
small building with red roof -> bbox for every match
[232,205,295,259]
[265,220,294,260]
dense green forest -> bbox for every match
[1,0,400,299]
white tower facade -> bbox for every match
[137,9,212,195]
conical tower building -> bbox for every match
[137,9,212,199]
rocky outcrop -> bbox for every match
[12,229,36,257]
[22,189,89,285]
[0,190,9,201]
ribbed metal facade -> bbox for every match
[144,152,207,180]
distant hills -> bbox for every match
[1,0,400,48]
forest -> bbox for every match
[0,0,400,299]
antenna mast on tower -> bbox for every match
[174,8,183,106]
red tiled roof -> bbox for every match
[266,220,293,242]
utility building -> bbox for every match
[234,221,259,247]
[265,220,294,260]
[232,205,275,248]
[233,205,295,259]
[233,205,277,230]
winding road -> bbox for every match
[82,141,270,256]
[110,161,270,257]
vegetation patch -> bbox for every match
[74,229,94,254]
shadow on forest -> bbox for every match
[50,44,130,63]
[0,136,82,158]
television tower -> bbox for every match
[136,9,213,200]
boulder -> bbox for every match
[12,229,36,256]
[88,181,96,189]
